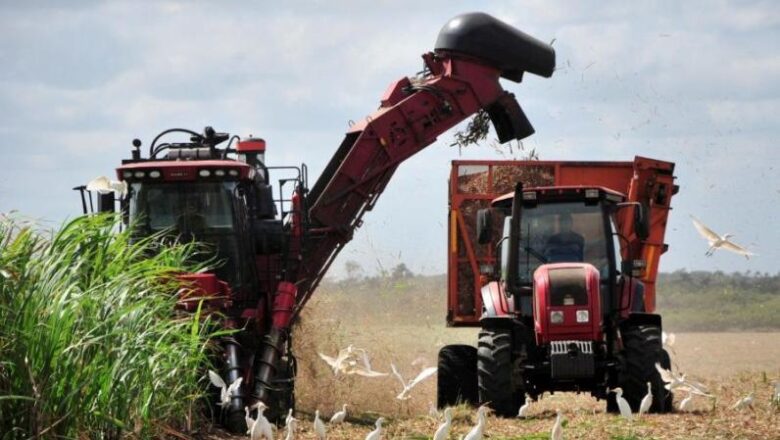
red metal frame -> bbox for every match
[447,157,676,326]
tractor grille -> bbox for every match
[550,340,595,379]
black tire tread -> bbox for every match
[477,328,520,416]
[438,344,478,408]
[613,324,671,414]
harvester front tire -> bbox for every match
[477,327,520,416]
[609,323,671,414]
[437,344,478,408]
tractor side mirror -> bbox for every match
[476,208,493,244]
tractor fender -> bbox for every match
[480,281,514,318]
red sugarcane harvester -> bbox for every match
[75,13,556,432]
[439,159,679,415]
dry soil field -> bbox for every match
[205,285,779,440]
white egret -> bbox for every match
[638,382,653,418]
[517,395,532,418]
[245,406,256,435]
[611,387,634,421]
[250,402,274,440]
[86,176,128,198]
[732,392,755,410]
[433,407,452,440]
[285,408,294,426]
[314,409,327,440]
[285,416,298,440]
[365,417,385,440]
[463,405,489,440]
[550,409,563,440]
[319,345,388,377]
[207,370,243,409]
[679,390,694,411]
[390,363,438,400]
[691,216,756,259]
[330,404,348,424]
[655,363,709,395]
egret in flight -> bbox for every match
[691,216,756,259]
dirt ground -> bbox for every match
[203,320,779,439]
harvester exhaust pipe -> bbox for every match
[435,12,555,142]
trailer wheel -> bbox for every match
[478,327,521,416]
[437,344,478,408]
[608,323,671,414]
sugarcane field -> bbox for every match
[0,2,778,439]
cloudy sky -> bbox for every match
[1,0,778,277]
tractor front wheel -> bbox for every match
[477,327,521,416]
[608,323,671,414]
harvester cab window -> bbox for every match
[129,182,236,233]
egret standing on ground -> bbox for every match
[517,395,533,418]
[314,409,327,440]
[433,407,452,440]
[250,402,274,440]
[638,382,653,418]
[551,409,563,440]
[611,387,634,421]
[691,216,756,259]
[365,417,385,440]
[679,389,694,411]
[330,404,348,424]
[285,416,298,440]
[463,405,489,440]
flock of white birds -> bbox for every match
[206,333,779,439]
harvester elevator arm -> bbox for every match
[293,13,556,313]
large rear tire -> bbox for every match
[477,327,521,416]
[608,323,671,414]
[437,344,478,408]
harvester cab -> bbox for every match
[441,158,678,418]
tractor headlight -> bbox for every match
[214,169,226,177]
[122,170,133,179]
[550,311,564,324]
[148,170,161,179]
[133,171,145,179]
[199,169,211,178]
[585,188,599,199]
[228,169,239,177]
[576,310,590,323]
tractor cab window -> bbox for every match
[516,202,609,283]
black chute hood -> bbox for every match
[435,12,556,82]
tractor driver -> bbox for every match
[544,213,585,263]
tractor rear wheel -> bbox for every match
[477,327,521,416]
[437,344,478,408]
[608,323,671,414]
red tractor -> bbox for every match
[439,159,678,415]
[76,13,556,432]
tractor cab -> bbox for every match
[483,185,646,323]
